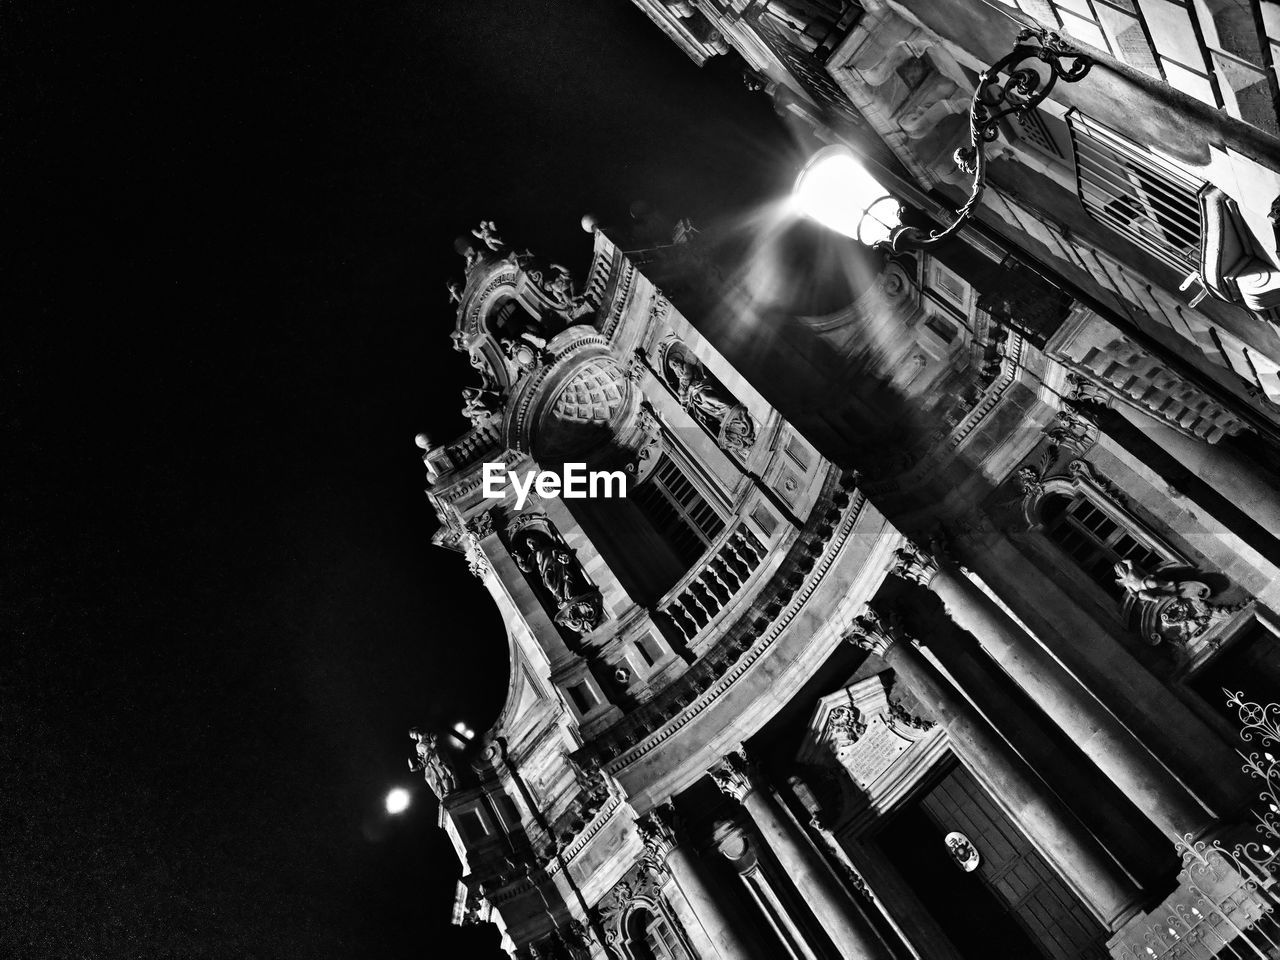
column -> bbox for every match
[639,806,758,960]
[894,540,1215,843]
[708,752,894,960]
[847,607,1142,930]
[1114,401,1280,547]
[718,824,821,960]
[920,612,1171,884]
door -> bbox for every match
[918,764,1108,960]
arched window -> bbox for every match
[1040,491,1167,599]
[625,908,688,960]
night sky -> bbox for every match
[7,2,796,955]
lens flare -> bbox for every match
[793,146,898,245]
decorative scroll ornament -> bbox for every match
[945,832,981,872]
[625,406,663,483]
[659,339,756,453]
[827,704,867,742]
[408,728,457,800]
[1113,560,1243,647]
[884,29,1094,253]
[508,515,604,636]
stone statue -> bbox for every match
[510,522,603,635]
[512,527,588,604]
[662,342,755,452]
[1113,560,1242,646]
[408,728,457,799]
[1113,560,1204,604]
[446,281,463,304]
[472,220,504,251]
[544,264,574,305]
[461,386,500,426]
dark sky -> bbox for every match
[6,1,795,956]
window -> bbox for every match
[1068,111,1204,271]
[568,681,597,715]
[996,0,1215,103]
[632,455,725,568]
[925,314,959,344]
[1011,108,1063,158]
[1042,492,1166,597]
[495,795,521,830]
[634,634,660,668]
[457,809,489,843]
[626,909,688,960]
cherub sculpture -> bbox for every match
[1112,560,1203,603]
[461,386,500,426]
[472,220,504,251]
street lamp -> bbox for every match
[793,27,1092,253]
[385,787,411,814]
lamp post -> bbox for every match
[793,27,1093,253]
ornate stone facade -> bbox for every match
[404,39,1280,949]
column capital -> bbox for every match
[708,747,755,803]
[845,605,914,658]
[891,539,940,588]
[636,802,679,864]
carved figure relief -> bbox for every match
[408,728,457,800]
[1113,560,1244,647]
[461,386,502,427]
[507,515,604,636]
[658,339,756,453]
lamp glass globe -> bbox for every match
[793,147,898,244]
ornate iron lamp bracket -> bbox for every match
[882,28,1094,253]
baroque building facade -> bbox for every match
[410,5,1280,958]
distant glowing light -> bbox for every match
[793,146,900,246]
[385,788,411,814]
[452,722,476,742]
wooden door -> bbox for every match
[920,765,1108,960]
